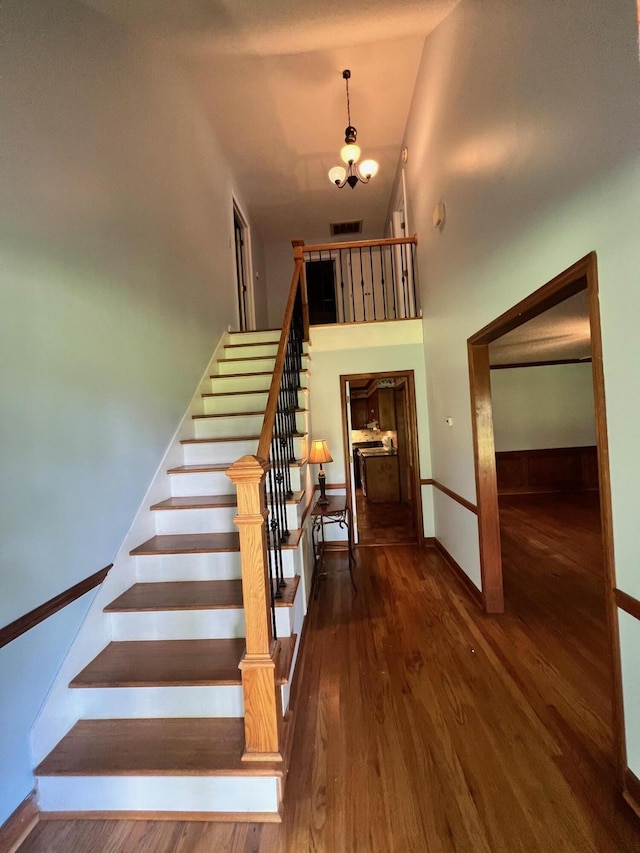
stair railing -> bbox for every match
[300,234,419,323]
[226,240,308,762]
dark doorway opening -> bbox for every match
[306,259,337,325]
[233,206,249,331]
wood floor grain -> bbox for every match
[20,495,640,851]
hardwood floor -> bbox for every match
[19,495,640,851]
[355,488,417,544]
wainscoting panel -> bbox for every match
[495,446,598,495]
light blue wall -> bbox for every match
[0,594,95,821]
[0,0,263,823]
[402,0,640,776]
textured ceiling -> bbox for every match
[86,0,460,241]
[489,291,592,366]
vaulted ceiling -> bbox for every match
[86,0,460,241]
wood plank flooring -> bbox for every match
[20,495,640,851]
[355,488,417,544]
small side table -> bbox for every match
[310,496,357,598]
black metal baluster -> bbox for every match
[266,463,284,600]
[401,242,409,317]
[390,245,398,318]
[339,250,346,322]
[369,247,376,320]
[349,247,356,321]
[263,478,278,636]
[359,247,366,321]
[379,246,388,320]
[411,243,418,317]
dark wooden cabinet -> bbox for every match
[350,398,368,428]
[378,388,396,431]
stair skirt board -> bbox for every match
[38,775,281,816]
[32,328,310,819]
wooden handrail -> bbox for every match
[256,256,305,461]
[298,234,418,254]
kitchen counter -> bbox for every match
[360,450,400,502]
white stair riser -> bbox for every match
[209,371,309,393]
[109,604,294,641]
[134,549,298,582]
[209,374,272,393]
[183,436,305,465]
[76,685,244,719]
[170,470,234,496]
[203,388,308,415]
[193,413,265,438]
[216,354,308,377]
[227,330,281,345]
[184,437,259,459]
[154,506,236,534]
[155,502,300,535]
[193,411,307,441]
[37,775,280,815]
[218,357,275,375]
[223,343,279,359]
[171,465,306,497]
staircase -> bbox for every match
[34,328,310,819]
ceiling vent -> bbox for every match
[330,220,363,237]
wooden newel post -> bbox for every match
[226,455,283,763]
[292,238,309,342]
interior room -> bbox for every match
[347,373,418,544]
[3,0,640,848]
[487,290,615,798]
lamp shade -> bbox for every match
[308,439,333,465]
[340,143,361,164]
[359,158,379,179]
[328,165,347,185]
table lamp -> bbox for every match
[309,439,333,505]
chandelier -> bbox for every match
[328,70,379,189]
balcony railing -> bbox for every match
[299,234,419,324]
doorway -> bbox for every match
[233,203,252,331]
[467,252,625,798]
[306,259,338,325]
[340,370,423,545]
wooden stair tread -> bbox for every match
[192,410,306,421]
[105,577,300,612]
[217,356,277,363]
[70,639,245,687]
[192,410,266,420]
[183,433,261,441]
[224,341,279,349]
[35,718,282,777]
[130,533,240,555]
[182,433,305,444]
[150,494,237,510]
[130,529,303,555]
[210,369,309,379]
[167,463,230,474]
